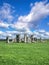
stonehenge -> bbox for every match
[6,34,37,43]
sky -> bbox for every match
[0,0,49,39]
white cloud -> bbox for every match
[45,32,49,36]
[33,29,49,39]
[37,30,45,33]
[0,31,13,39]
[0,31,3,35]
[0,31,12,37]
[0,21,9,28]
[47,22,49,25]
[0,3,15,23]
[30,3,33,7]
[6,31,19,34]
[0,29,49,39]
[12,1,49,34]
[0,1,49,39]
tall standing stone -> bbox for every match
[24,34,27,43]
[30,35,34,43]
[16,34,20,43]
[6,36,9,43]
[28,37,31,43]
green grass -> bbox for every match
[0,41,49,65]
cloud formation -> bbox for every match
[0,21,9,28]
[12,1,49,33]
[0,1,49,38]
[0,3,15,23]
[33,29,49,39]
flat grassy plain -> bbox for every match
[0,41,49,65]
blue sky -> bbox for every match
[0,0,49,39]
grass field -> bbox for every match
[0,41,49,65]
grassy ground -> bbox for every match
[0,41,49,65]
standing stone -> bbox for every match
[24,34,27,43]
[16,34,20,43]
[26,36,30,43]
[6,36,9,43]
[30,35,34,43]
[26,36,28,43]
[28,37,31,43]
